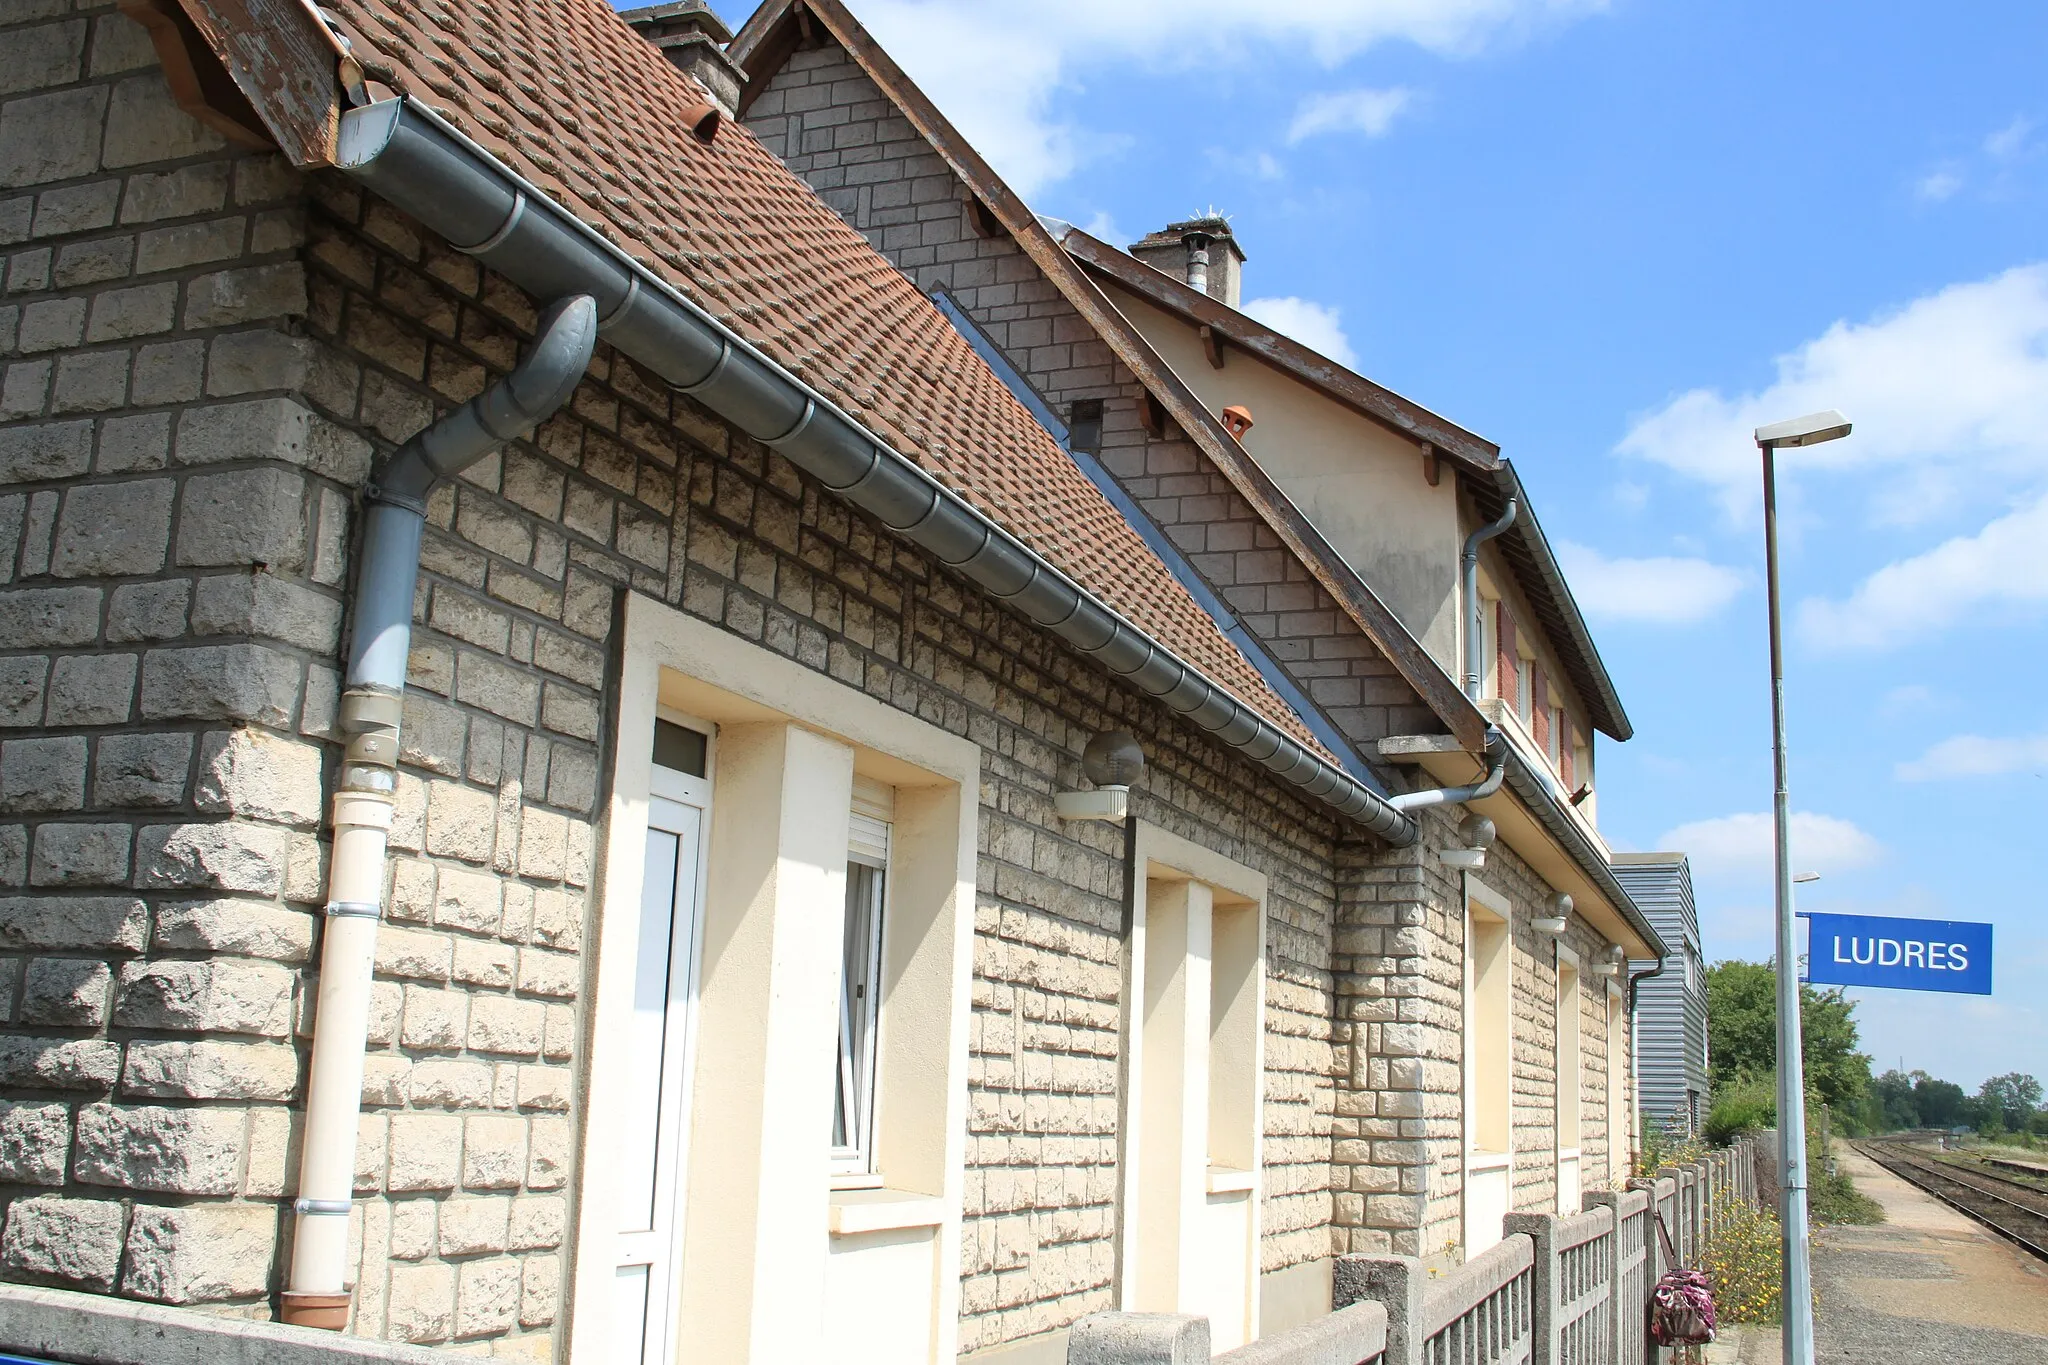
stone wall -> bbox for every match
[1,0,344,1314]
[0,9,1374,1359]
[741,42,1440,754]
[736,29,1635,1279]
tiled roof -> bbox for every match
[306,0,1326,753]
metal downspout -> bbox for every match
[1388,728,1508,813]
[281,295,598,1328]
[331,96,1420,847]
[1462,500,1517,699]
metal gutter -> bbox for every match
[1498,747,1667,959]
[333,96,1420,844]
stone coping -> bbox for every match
[0,1284,445,1365]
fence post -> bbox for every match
[1583,1193,1628,1365]
[1066,1313,1210,1364]
[1334,1254,1425,1365]
[1503,1212,1560,1365]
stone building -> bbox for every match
[726,0,1658,1280]
[0,3,1664,1365]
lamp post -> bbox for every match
[1754,409,1851,1365]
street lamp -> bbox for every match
[1755,409,1850,1365]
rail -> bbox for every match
[1068,1137,1764,1365]
[1854,1141,2048,1263]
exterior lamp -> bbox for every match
[1054,730,1145,825]
[1534,892,1572,937]
[1593,943,1625,977]
[1793,871,1820,884]
[1755,409,1851,1365]
[1437,813,1497,870]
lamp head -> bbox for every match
[1457,814,1497,851]
[1081,730,1145,788]
[1755,410,1851,450]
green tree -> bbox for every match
[1913,1074,1967,1128]
[1871,1068,1918,1130]
[1977,1073,2043,1130]
[1705,960,1873,1112]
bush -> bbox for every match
[1706,1075,1776,1145]
[1700,1193,1783,1324]
[1636,1111,1708,1177]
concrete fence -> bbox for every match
[1071,1139,1762,1365]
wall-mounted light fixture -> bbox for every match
[1437,813,1496,870]
[1534,892,1573,937]
[1593,944,1626,977]
[1054,729,1145,825]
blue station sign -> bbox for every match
[1803,911,1993,996]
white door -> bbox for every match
[613,763,710,1365]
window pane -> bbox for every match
[834,860,885,1163]
[621,828,680,1231]
[651,720,707,776]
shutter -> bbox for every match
[848,775,894,867]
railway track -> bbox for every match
[1853,1140,2048,1264]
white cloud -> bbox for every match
[1241,296,1358,367]
[1081,210,1127,247]
[1614,263,2048,523]
[1553,541,1745,625]
[1286,87,1414,143]
[1914,168,1964,202]
[1798,491,2048,649]
[1986,115,2034,162]
[857,0,1607,195]
[1656,811,1883,886]
[1896,731,2048,782]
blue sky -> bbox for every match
[702,1,2046,1089]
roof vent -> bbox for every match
[619,1,748,119]
[1131,213,1245,307]
[1220,405,1254,441]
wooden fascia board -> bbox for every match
[1066,230,1501,474]
[772,0,1486,753]
[728,0,808,116]
[171,0,343,166]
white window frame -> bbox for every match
[833,810,890,1175]
[575,593,980,1365]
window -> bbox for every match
[1515,650,1533,724]
[834,789,891,1172]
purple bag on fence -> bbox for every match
[1649,1214,1717,1346]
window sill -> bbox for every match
[830,1187,947,1236]
[830,1170,886,1191]
[1206,1165,1257,1195]
[1559,1147,1582,1160]
[1467,1150,1512,1174]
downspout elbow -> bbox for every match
[1388,727,1508,813]
[283,293,596,1329]
[370,294,599,513]
[1461,498,1517,699]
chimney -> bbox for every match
[1130,214,1245,308]
[620,1,748,118]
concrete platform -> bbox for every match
[1809,1143,2048,1363]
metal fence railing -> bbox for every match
[1066,1136,1766,1365]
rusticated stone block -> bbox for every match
[29,821,132,887]
[0,87,108,190]
[386,1261,456,1344]
[387,1112,462,1193]
[1,735,87,813]
[20,956,110,1026]
[139,642,302,727]
[174,466,306,571]
[0,1035,119,1090]
[135,819,290,895]
[0,1195,125,1289]
[194,726,324,827]
[72,1102,246,1195]
[121,1038,299,1100]
[115,956,293,1037]
[45,653,140,726]
[150,896,313,961]
[456,1257,521,1338]
[0,1100,69,1184]
[121,1201,276,1303]
[0,894,147,952]
[462,1114,526,1190]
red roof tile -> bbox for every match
[311,0,1326,755]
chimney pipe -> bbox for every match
[1130,214,1244,308]
[1183,230,1213,295]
